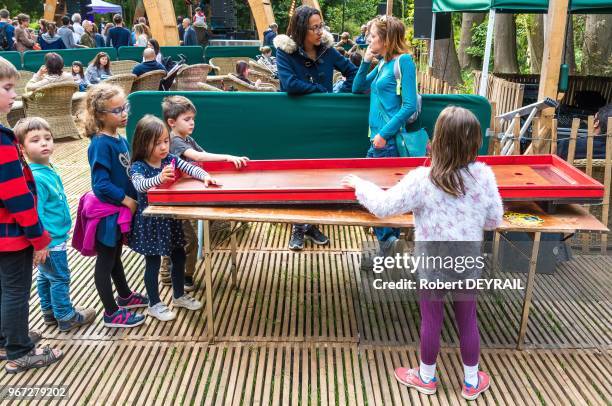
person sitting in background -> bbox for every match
[0,9,16,51]
[80,20,95,48]
[14,13,38,52]
[85,51,112,84]
[57,15,76,49]
[146,39,163,64]
[71,13,84,43]
[181,18,197,46]
[132,48,166,77]
[38,22,65,50]
[177,16,185,42]
[355,25,367,45]
[333,52,363,93]
[235,60,261,86]
[335,32,354,48]
[106,14,132,48]
[71,61,88,91]
[335,46,347,57]
[102,22,113,43]
[557,103,611,160]
[256,46,277,76]
[25,52,73,94]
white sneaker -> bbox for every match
[172,294,203,311]
[147,302,176,321]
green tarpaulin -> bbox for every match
[433,0,612,13]
[126,92,491,158]
[0,51,22,69]
[22,47,118,72]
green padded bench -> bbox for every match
[0,51,22,69]
[22,47,118,72]
[127,92,491,158]
[118,46,204,64]
[203,46,275,62]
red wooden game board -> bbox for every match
[147,155,604,206]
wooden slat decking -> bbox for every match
[1,138,610,405]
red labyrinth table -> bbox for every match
[148,155,604,206]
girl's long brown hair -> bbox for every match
[130,114,167,163]
[429,106,482,197]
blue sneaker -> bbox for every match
[58,308,96,332]
[116,291,149,309]
[103,308,146,328]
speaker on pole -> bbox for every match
[414,0,451,40]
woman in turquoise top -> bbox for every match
[352,15,418,253]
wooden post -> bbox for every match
[247,0,276,41]
[513,114,521,155]
[302,0,322,12]
[582,116,595,252]
[566,118,579,164]
[517,232,541,349]
[386,0,394,15]
[550,118,558,155]
[43,0,56,22]
[601,118,612,254]
[143,0,180,46]
[536,0,570,153]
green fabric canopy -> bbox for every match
[433,0,612,13]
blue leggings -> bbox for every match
[144,247,186,306]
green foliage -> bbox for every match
[466,18,488,59]
[515,14,530,73]
[0,0,43,19]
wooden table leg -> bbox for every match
[492,231,501,272]
[517,231,541,350]
[203,220,215,342]
[230,221,237,288]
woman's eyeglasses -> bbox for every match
[307,24,325,33]
[101,103,130,115]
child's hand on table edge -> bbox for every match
[341,174,360,189]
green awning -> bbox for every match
[433,0,612,13]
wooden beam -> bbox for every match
[247,0,276,41]
[386,0,394,15]
[44,0,57,22]
[143,0,180,46]
[536,0,570,151]
[302,0,322,12]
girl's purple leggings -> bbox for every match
[419,290,480,366]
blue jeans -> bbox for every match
[37,250,76,321]
[366,143,401,242]
[0,247,35,360]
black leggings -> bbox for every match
[145,247,186,306]
[95,242,132,315]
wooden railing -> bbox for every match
[417,69,459,95]
[473,71,525,128]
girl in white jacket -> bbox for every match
[343,106,503,401]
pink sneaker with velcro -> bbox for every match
[394,367,437,395]
[462,370,491,400]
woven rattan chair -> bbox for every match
[206,74,276,92]
[197,82,224,92]
[111,60,139,75]
[0,101,25,127]
[104,73,136,95]
[209,57,258,75]
[16,70,34,100]
[23,82,80,140]
[132,70,165,92]
[248,70,279,89]
[248,60,275,76]
[172,64,213,91]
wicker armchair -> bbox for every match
[209,57,258,75]
[16,70,34,100]
[197,82,224,92]
[0,102,25,127]
[22,82,79,140]
[132,70,165,92]
[104,73,136,95]
[172,64,213,91]
[248,70,279,89]
[111,60,139,75]
[248,60,275,76]
[206,74,276,92]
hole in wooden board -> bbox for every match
[526,182,535,185]
[395,172,404,176]
[514,172,523,176]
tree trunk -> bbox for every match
[582,14,612,75]
[458,13,485,70]
[432,29,463,87]
[526,14,544,74]
[493,13,519,73]
[134,0,146,21]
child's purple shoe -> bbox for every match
[116,291,149,309]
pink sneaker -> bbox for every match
[394,367,437,395]
[462,371,491,400]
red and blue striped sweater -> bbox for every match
[0,125,50,251]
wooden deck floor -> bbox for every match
[1,138,610,405]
